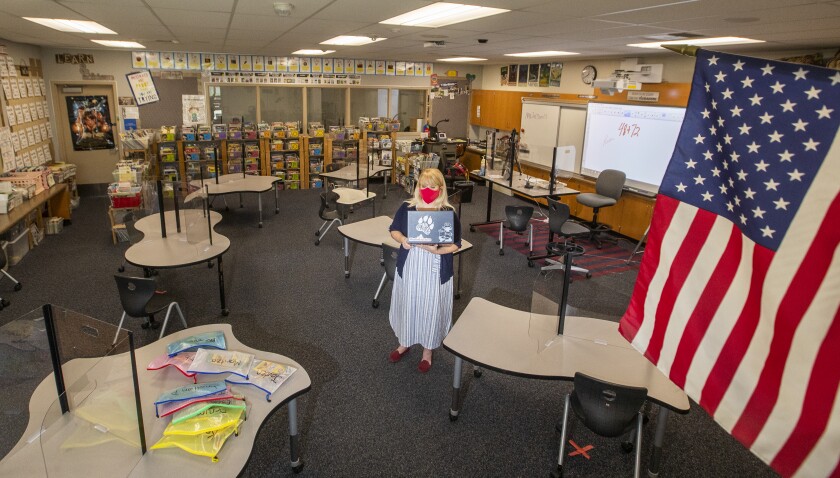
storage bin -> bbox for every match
[5,230,30,265]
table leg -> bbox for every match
[469,183,502,231]
[239,192,243,208]
[647,406,670,477]
[344,237,350,278]
[372,197,376,218]
[288,398,304,473]
[384,172,389,199]
[274,183,280,213]
[449,356,463,421]
[217,255,229,316]
[455,253,463,300]
[258,194,264,228]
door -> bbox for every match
[53,82,119,184]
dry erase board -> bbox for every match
[519,100,586,173]
[580,102,685,194]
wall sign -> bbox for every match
[55,53,94,64]
[126,70,159,105]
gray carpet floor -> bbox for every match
[0,182,778,477]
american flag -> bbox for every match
[618,49,840,477]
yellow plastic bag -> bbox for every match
[150,419,242,462]
[164,406,245,436]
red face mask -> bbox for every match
[420,187,440,204]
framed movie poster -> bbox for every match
[65,95,115,151]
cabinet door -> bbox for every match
[617,194,654,240]
[469,90,485,126]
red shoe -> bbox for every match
[418,359,432,373]
[389,347,410,363]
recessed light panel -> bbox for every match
[381,3,509,28]
[437,57,487,62]
[321,36,386,46]
[24,17,116,34]
[505,51,579,57]
[91,40,145,48]
[628,36,764,49]
[292,49,336,55]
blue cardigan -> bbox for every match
[389,202,462,284]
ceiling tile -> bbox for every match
[144,0,235,12]
[234,0,335,17]
[59,3,162,26]
[0,0,83,18]
[312,0,431,22]
[229,14,299,32]
[156,9,232,29]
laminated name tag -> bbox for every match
[188,348,254,379]
[171,396,247,425]
[151,419,242,462]
[147,352,197,383]
[167,331,226,357]
[225,359,297,402]
[154,381,231,418]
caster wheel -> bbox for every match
[596,244,603,249]
[258,223,263,228]
[225,207,230,212]
[222,309,230,316]
[14,283,22,291]
[372,299,379,308]
[454,293,461,300]
[344,273,350,278]
[621,441,634,453]
[495,240,500,245]
[474,369,483,378]
[208,262,214,269]
[1,299,9,307]
[0,303,4,311]
[315,231,320,236]
[275,208,279,214]
[550,465,563,478]
[470,226,475,232]
[449,414,458,422]
[292,462,305,473]
[499,250,504,256]
[315,240,320,245]
[528,260,534,267]
[118,266,125,273]
[586,272,592,279]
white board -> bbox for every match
[519,100,587,173]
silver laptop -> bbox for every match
[406,210,455,244]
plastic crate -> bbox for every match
[110,192,141,208]
[5,230,30,266]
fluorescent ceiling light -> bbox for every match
[505,51,579,57]
[91,40,145,48]
[321,36,386,46]
[627,36,764,49]
[292,49,335,55]
[24,17,116,34]
[381,3,509,28]
[437,57,486,62]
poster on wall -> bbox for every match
[518,64,528,86]
[396,61,406,76]
[500,66,508,86]
[528,64,539,86]
[265,57,276,72]
[126,70,160,105]
[549,63,563,87]
[65,95,115,151]
[366,60,375,75]
[182,95,206,125]
[240,55,252,71]
[145,51,161,69]
[188,53,201,70]
[508,64,517,86]
[253,56,264,71]
[174,52,188,70]
[538,63,550,87]
[132,51,147,69]
[214,54,227,70]
[334,59,344,74]
[323,58,333,73]
[160,52,174,69]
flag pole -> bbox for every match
[663,44,699,56]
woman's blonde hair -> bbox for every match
[408,168,452,210]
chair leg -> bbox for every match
[316,220,329,237]
[159,302,188,340]
[372,272,388,308]
[557,393,571,474]
[113,311,127,345]
[1,269,21,289]
[498,221,504,254]
[634,412,644,478]
[528,224,533,254]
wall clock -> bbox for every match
[581,65,597,85]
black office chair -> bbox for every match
[499,205,533,256]
[372,242,400,308]
[113,275,187,344]
[314,191,346,245]
[576,169,626,248]
[0,245,22,310]
[539,198,591,278]
[554,372,648,478]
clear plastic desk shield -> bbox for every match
[0,306,144,477]
[182,188,212,249]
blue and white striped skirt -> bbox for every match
[389,247,454,350]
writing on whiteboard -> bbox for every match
[618,122,641,138]
[524,111,549,121]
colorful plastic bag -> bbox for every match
[150,419,242,462]
[147,352,197,383]
[225,359,297,402]
[171,396,247,425]
[154,381,231,418]
[187,348,254,379]
[164,405,246,436]
[167,331,226,357]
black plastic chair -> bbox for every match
[113,275,187,344]
[0,245,22,310]
[324,162,347,190]
[499,205,533,256]
[372,242,401,308]
[314,191,345,245]
[540,198,591,278]
[554,373,648,478]
[576,169,626,248]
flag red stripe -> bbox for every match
[769,304,840,477]
[699,244,774,415]
[732,192,840,448]
[619,196,679,342]
[668,226,743,388]
[644,208,718,364]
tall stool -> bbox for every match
[499,205,533,256]
[576,169,625,248]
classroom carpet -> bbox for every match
[473,218,641,278]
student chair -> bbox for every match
[113,275,187,344]
[539,198,591,278]
[0,245,22,310]
[575,169,626,248]
[553,373,648,478]
[314,191,346,246]
[372,242,401,308]
[498,205,533,256]
[324,162,347,190]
